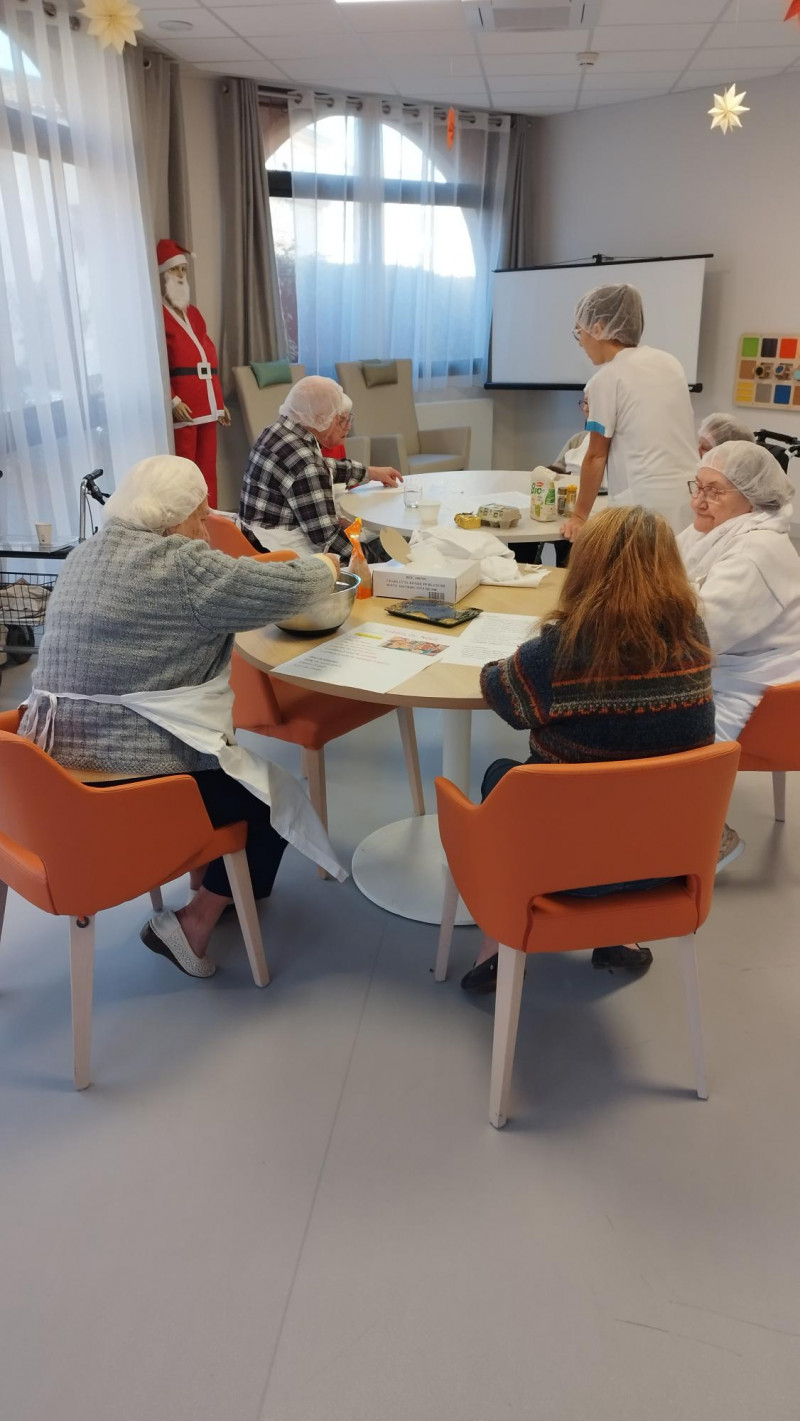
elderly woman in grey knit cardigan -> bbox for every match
[20,456,340,979]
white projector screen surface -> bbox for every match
[491,258,707,387]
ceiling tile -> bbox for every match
[250,35,371,60]
[731,0,800,17]
[687,46,793,69]
[342,2,463,34]
[482,53,584,76]
[278,58,394,85]
[592,23,711,50]
[476,30,589,55]
[159,36,259,60]
[578,88,673,105]
[209,0,321,5]
[596,0,726,21]
[581,71,677,89]
[704,20,800,48]
[213,4,346,37]
[584,49,695,72]
[141,8,236,38]
[493,92,577,108]
[674,67,785,88]
[347,29,476,55]
[195,59,289,78]
[385,55,483,77]
[489,73,580,92]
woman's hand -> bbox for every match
[561,513,587,542]
[217,406,232,427]
[173,400,193,423]
[368,466,403,487]
[321,553,341,579]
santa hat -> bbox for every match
[157,239,194,274]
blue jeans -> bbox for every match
[480,758,673,898]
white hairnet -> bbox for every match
[575,283,644,346]
[279,376,349,432]
[702,440,794,512]
[104,456,208,532]
[698,412,755,448]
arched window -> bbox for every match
[264,102,509,387]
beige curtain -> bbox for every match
[217,78,286,389]
[124,48,192,250]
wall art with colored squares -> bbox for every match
[734,333,800,411]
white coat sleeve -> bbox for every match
[697,554,782,656]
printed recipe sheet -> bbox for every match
[278,622,449,694]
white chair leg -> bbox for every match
[223,848,270,988]
[489,943,526,1129]
[679,934,708,1101]
[69,915,95,1091]
[434,868,460,981]
[396,707,425,816]
[300,748,310,780]
[305,747,330,880]
[149,888,164,911]
[773,770,786,823]
[0,879,8,949]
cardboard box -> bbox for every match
[371,560,481,604]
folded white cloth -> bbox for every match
[407,527,549,587]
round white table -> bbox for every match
[339,469,569,544]
[236,573,566,924]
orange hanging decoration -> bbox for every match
[785,0,800,20]
[447,106,456,150]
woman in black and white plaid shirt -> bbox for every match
[239,376,401,560]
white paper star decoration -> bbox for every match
[79,0,143,54]
[708,84,749,134]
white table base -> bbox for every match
[350,708,475,925]
[352,815,473,926]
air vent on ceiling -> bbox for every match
[463,0,599,33]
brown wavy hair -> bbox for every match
[548,506,710,682]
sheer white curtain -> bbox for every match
[268,92,510,390]
[0,0,169,542]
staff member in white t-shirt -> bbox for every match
[562,283,698,541]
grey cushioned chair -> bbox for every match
[233,362,369,464]
[336,359,470,477]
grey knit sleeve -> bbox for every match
[176,541,335,633]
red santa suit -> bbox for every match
[157,240,224,508]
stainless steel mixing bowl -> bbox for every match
[275,571,360,635]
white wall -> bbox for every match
[509,72,800,470]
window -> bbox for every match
[263,98,510,388]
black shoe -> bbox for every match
[461,954,499,994]
[591,944,653,973]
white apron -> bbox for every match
[25,672,347,882]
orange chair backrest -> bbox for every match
[737,682,800,770]
[436,743,740,951]
[207,513,260,558]
[230,650,284,729]
[0,730,212,916]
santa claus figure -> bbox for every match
[158,239,230,507]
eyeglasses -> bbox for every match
[578,396,589,412]
[687,479,728,502]
[572,327,584,343]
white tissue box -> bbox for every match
[371,560,481,604]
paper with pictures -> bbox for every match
[278,622,449,694]
[439,612,539,667]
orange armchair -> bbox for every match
[434,744,740,1128]
[0,711,269,1089]
[207,514,426,863]
[737,682,800,824]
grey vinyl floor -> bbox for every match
[1,657,799,1420]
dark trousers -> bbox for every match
[509,539,571,568]
[102,768,287,901]
[481,758,671,898]
[190,770,287,899]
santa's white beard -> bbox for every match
[165,274,190,310]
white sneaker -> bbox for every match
[140,910,216,978]
[716,824,746,875]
